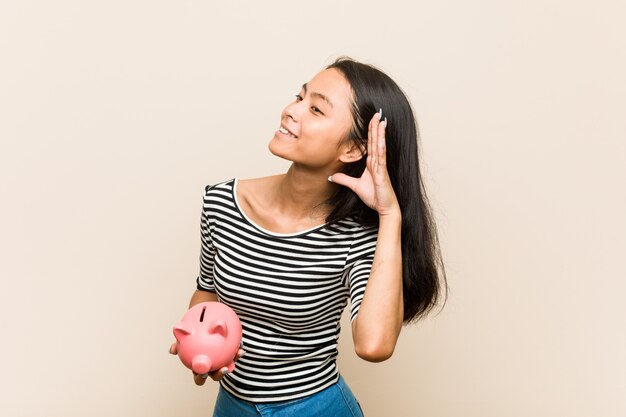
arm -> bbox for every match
[188,289,218,308]
[330,110,404,362]
[351,212,403,362]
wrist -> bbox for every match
[378,207,402,223]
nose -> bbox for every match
[283,100,302,122]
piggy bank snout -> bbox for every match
[192,355,212,374]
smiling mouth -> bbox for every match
[278,126,297,138]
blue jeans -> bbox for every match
[213,376,364,417]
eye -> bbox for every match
[295,94,303,102]
[310,106,324,115]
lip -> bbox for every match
[278,124,298,138]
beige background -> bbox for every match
[1,1,624,416]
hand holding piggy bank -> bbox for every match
[172,301,242,375]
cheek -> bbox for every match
[304,118,350,144]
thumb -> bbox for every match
[328,173,357,191]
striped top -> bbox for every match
[195,178,378,403]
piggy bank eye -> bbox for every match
[199,306,206,322]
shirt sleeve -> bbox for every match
[196,185,217,292]
[346,227,378,322]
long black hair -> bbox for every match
[325,57,447,323]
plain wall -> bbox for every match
[1,1,624,416]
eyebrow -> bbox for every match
[302,83,334,109]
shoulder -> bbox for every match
[202,175,282,209]
[325,217,378,242]
[204,178,235,196]
[334,216,378,233]
[200,179,236,215]
[236,174,284,198]
[340,219,377,261]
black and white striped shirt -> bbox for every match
[195,178,378,403]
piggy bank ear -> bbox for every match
[209,320,228,337]
[173,322,191,342]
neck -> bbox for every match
[270,164,338,221]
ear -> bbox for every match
[173,323,191,341]
[338,141,366,164]
[209,320,228,337]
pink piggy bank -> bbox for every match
[173,301,242,374]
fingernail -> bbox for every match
[201,373,208,379]
[327,175,333,182]
[239,351,246,358]
[378,108,383,119]
[382,117,387,128]
[221,368,229,375]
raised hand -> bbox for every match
[330,109,401,218]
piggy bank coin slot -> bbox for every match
[199,305,207,322]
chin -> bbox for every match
[268,138,293,162]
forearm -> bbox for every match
[352,212,404,362]
[189,289,218,308]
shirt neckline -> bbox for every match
[231,178,331,238]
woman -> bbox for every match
[170,57,446,416]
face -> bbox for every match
[268,68,360,169]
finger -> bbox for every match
[169,343,178,355]
[235,349,246,361]
[367,126,373,172]
[377,118,387,174]
[370,113,378,166]
[329,173,359,191]
[368,112,380,171]
[208,367,230,382]
[193,372,208,386]
[367,115,373,160]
